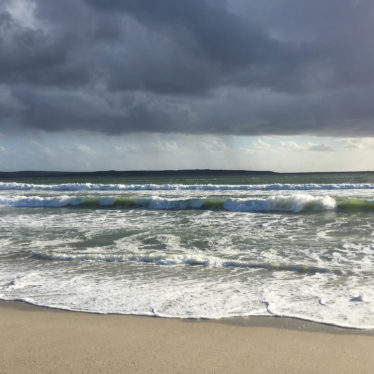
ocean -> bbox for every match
[1,171,374,329]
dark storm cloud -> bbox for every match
[1,0,374,136]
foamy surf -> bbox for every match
[0,194,339,212]
[2,181,374,191]
[30,250,331,274]
[3,193,373,212]
[1,172,374,329]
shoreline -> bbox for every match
[2,299,374,335]
[1,300,374,373]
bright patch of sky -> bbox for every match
[1,131,373,172]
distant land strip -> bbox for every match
[0,170,373,179]
[0,170,276,178]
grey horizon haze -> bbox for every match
[0,0,374,172]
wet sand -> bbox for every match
[0,300,373,373]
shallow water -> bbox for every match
[1,172,374,328]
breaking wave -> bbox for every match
[2,182,374,192]
[3,194,374,212]
[0,194,342,212]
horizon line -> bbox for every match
[1,169,374,176]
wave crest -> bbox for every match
[2,181,374,192]
[0,194,338,213]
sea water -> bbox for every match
[1,172,374,329]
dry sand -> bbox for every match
[0,301,373,374]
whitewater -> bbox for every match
[1,174,374,329]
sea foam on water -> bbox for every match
[0,176,374,328]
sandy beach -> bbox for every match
[0,301,373,373]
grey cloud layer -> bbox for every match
[1,0,374,136]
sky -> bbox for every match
[1,0,374,172]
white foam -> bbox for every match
[223,194,336,213]
[0,195,82,207]
[2,181,374,192]
[0,193,337,212]
[0,261,373,328]
[30,250,330,274]
[1,181,374,329]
